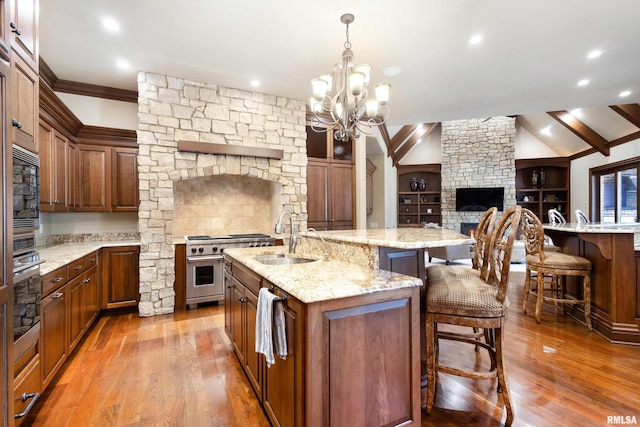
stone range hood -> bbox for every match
[137,72,307,317]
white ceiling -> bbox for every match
[39,0,640,156]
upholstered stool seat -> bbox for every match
[427,278,508,318]
[525,251,592,270]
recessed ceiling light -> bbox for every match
[619,90,631,97]
[102,17,120,33]
[469,34,483,45]
[577,79,590,87]
[587,50,602,59]
[383,66,402,77]
[540,126,552,136]
[250,80,260,87]
[116,59,130,70]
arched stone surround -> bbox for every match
[136,72,307,316]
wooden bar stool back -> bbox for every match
[521,208,593,330]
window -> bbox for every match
[591,158,639,223]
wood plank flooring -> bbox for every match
[24,267,640,426]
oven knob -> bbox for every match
[220,248,225,253]
[191,248,197,253]
[212,246,218,252]
[198,247,204,253]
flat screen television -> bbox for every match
[456,187,504,211]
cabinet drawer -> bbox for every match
[13,358,41,426]
[68,257,86,279]
[84,251,98,269]
[233,261,261,296]
[42,265,68,297]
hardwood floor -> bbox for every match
[25,268,640,426]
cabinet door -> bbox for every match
[263,291,303,427]
[77,145,110,211]
[9,0,38,70]
[224,269,233,339]
[52,132,68,210]
[83,267,99,329]
[307,161,329,229]
[101,246,139,309]
[67,142,78,209]
[10,51,37,152]
[38,121,54,209]
[67,276,85,353]
[243,289,262,400]
[330,163,354,229]
[40,285,67,389]
[231,283,245,365]
[111,148,138,211]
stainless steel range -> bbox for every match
[185,233,276,308]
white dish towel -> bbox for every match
[256,287,288,367]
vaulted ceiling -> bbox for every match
[39,1,640,158]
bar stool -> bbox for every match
[575,209,590,226]
[521,208,592,330]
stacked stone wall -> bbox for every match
[440,117,516,230]
[137,72,307,316]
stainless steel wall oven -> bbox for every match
[12,144,39,232]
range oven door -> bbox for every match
[186,255,224,306]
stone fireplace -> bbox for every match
[137,72,307,317]
[440,117,516,230]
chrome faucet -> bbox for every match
[305,228,329,261]
[275,211,297,254]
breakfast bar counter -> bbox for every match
[543,223,640,344]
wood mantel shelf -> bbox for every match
[178,140,284,160]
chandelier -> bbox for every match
[309,13,391,142]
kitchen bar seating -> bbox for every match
[426,207,497,282]
[424,205,522,426]
[521,208,593,330]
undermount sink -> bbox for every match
[255,254,316,265]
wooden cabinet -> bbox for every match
[67,252,98,353]
[39,120,72,211]
[516,158,570,223]
[224,259,263,399]
[307,160,354,230]
[397,164,441,227]
[262,283,304,427]
[40,281,67,389]
[10,51,37,152]
[101,246,139,309]
[77,145,139,212]
[8,0,38,71]
[13,325,40,427]
[306,125,355,230]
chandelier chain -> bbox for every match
[344,22,351,50]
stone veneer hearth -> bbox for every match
[440,117,516,229]
[137,72,307,317]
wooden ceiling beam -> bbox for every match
[392,123,436,167]
[547,110,610,156]
[609,104,640,128]
[388,125,418,156]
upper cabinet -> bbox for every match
[516,158,570,223]
[306,124,355,230]
[397,164,442,227]
[10,51,37,152]
[9,0,38,71]
[111,148,139,212]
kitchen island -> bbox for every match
[543,222,640,344]
[223,245,423,427]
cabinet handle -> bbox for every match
[14,392,39,419]
[238,297,246,303]
[89,257,96,262]
[52,292,63,299]
[52,277,63,283]
[9,22,21,36]
[11,118,22,129]
[226,285,233,289]
[83,278,91,283]
[74,265,83,270]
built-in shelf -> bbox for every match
[397,164,441,227]
[516,158,570,223]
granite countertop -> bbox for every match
[299,227,474,249]
[543,222,640,233]
[224,246,423,304]
[38,240,141,276]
